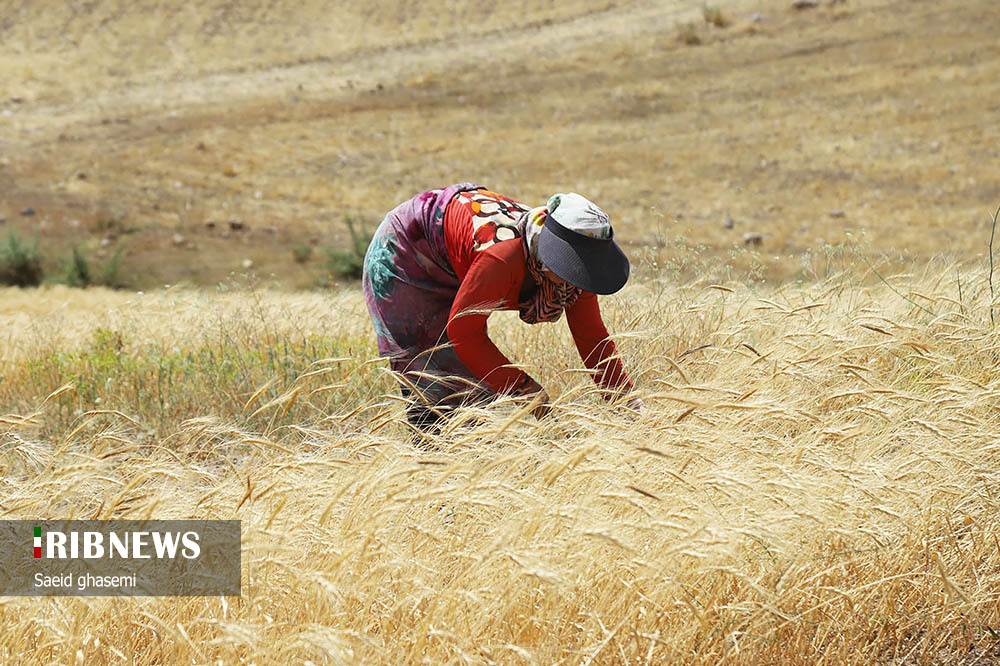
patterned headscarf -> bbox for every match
[517,204,582,324]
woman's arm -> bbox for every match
[446,248,534,394]
[565,292,634,395]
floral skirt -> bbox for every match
[362,183,493,422]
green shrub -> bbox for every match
[54,246,126,288]
[325,248,364,279]
[0,230,44,287]
[702,6,729,27]
[325,215,371,280]
[100,247,125,288]
[63,246,92,287]
[292,243,314,264]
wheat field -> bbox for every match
[3,0,1000,662]
[2,263,999,664]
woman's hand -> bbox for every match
[530,389,551,420]
[516,377,551,420]
[625,396,644,412]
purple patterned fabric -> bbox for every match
[362,183,491,408]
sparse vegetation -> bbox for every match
[0,230,44,287]
[324,215,372,280]
[100,247,126,288]
[53,246,126,289]
[8,320,380,434]
[677,22,702,45]
[292,243,313,264]
[59,246,91,287]
[702,5,729,27]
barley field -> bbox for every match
[2,264,1000,664]
[2,0,1000,663]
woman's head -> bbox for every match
[526,193,630,295]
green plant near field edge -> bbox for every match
[325,214,372,280]
[0,230,44,287]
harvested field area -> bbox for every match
[1,0,998,287]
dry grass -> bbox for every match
[702,6,730,28]
[2,1,999,662]
[2,262,1000,664]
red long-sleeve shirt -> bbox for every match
[442,190,633,395]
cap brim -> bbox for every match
[537,229,630,295]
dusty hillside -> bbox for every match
[0,0,998,288]
[3,4,1000,663]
